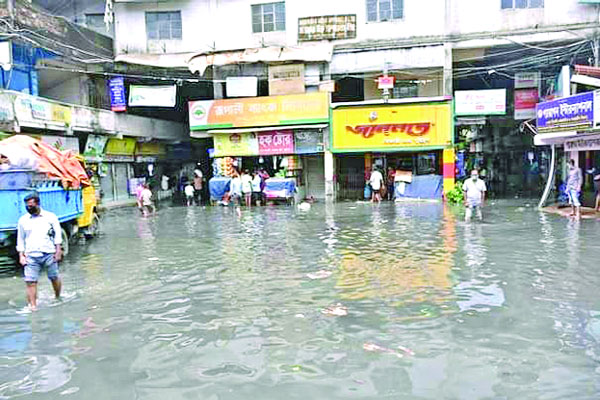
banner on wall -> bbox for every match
[41,135,79,153]
[454,89,506,116]
[109,76,126,112]
[213,132,258,157]
[84,134,108,162]
[536,91,594,132]
[129,85,177,107]
[189,92,329,131]
[331,101,452,152]
[258,131,294,155]
[294,129,324,154]
[514,88,539,120]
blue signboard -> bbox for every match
[536,91,594,132]
[109,76,126,112]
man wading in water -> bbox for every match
[463,169,487,222]
[16,193,63,311]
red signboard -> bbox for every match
[258,131,295,155]
[514,88,539,120]
[377,76,395,90]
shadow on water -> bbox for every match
[0,200,599,399]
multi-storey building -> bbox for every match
[109,0,600,201]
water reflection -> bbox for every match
[0,201,598,399]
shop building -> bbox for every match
[331,97,454,200]
[189,92,330,201]
[535,90,600,208]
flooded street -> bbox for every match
[1,201,600,399]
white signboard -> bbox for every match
[41,135,80,153]
[515,72,541,89]
[455,89,506,116]
[565,134,600,151]
[226,77,258,98]
[129,85,177,107]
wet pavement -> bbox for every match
[1,200,599,399]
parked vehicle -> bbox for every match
[0,168,99,262]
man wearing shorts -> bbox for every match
[463,169,487,222]
[17,193,63,311]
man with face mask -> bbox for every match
[16,193,63,311]
[462,169,487,222]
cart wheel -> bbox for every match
[85,213,100,239]
[60,228,70,257]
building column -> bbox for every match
[443,43,453,97]
[443,148,456,196]
[324,150,335,202]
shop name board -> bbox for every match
[298,14,357,42]
[536,91,595,132]
[189,92,329,131]
[346,123,432,138]
[514,88,539,120]
[565,136,600,151]
[332,102,452,152]
[454,89,506,116]
[109,76,126,112]
[258,131,294,155]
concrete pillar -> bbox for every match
[324,150,335,202]
[443,43,453,97]
[443,148,456,196]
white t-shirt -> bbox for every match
[141,188,153,206]
[241,174,253,194]
[251,175,262,192]
[369,170,384,191]
[184,185,195,197]
[230,177,242,196]
[462,178,487,205]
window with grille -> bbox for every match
[366,0,403,22]
[393,82,418,99]
[501,0,543,9]
[145,11,182,40]
[252,2,286,33]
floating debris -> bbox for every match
[307,270,333,280]
[148,257,159,261]
[363,342,403,358]
[321,303,348,317]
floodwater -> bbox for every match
[1,201,599,399]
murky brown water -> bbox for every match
[1,201,599,399]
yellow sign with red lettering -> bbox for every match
[331,102,452,152]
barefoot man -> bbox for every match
[17,193,63,310]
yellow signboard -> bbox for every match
[331,102,452,152]
[213,132,259,157]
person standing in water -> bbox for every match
[369,166,384,203]
[566,159,583,219]
[463,169,487,222]
[241,169,253,207]
[16,193,63,311]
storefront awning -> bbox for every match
[207,124,328,134]
[188,43,333,75]
[114,53,197,69]
[534,131,578,146]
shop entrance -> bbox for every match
[336,150,443,200]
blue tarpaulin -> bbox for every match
[209,177,231,201]
[395,175,443,200]
[264,178,295,199]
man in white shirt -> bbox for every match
[17,193,63,310]
[140,184,155,217]
[184,182,195,206]
[462,169,487,222]
[369,167,384,203]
